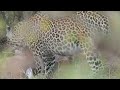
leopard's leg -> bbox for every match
[24,54,44,79]
[79,36,104,75]
[31,48,58,79]
[85,49,104,78]
[85,49,104,73]
[41,52,58,79]
[33,55,44,75]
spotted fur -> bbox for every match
[6,11,110,78]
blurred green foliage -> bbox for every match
[0,14,6,40]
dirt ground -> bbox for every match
[0,48,35,79]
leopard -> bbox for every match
[6,11,110,79]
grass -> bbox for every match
[0,48,13,71]
[32,54,109,79]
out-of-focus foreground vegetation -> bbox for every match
[0,11,120,79]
